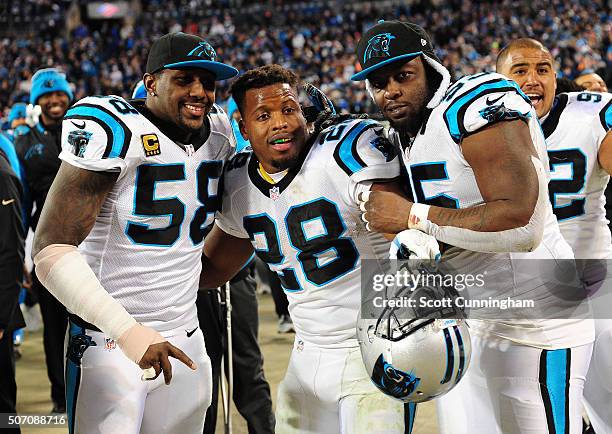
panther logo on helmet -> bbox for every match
[371,354,420,399]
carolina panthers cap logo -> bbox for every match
[352,20,439,81]
[145,32,238,80]
[187,41,217,61]
[364,33,396,64]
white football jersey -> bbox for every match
[541,91,612,259]
[59,96,235,333]
[216,119,399,347]
[395,72,593,349]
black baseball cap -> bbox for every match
[146,32,238,80]
[351,20,438,81]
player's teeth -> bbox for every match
[274,138,290,144]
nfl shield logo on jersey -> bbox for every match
[104,338,116,351]
[270,186,280,200]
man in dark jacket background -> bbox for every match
[0,147,25,434]
[14,67,73,414]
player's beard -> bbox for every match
[177,110,205,133]
[269,133,313,171]
[387,86,432,138]
[270,153,301,171]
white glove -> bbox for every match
[25,104,42,127]
[390,229,441,263]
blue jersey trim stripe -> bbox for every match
[65,104,132,158]
[334,120,378,176]
[66,322,84,434]
[440,327,454,384]
[539,348,571,434]
[444,79,531,142]
[64,114,114,158]
[404,402,417,433]
[453,325,466,384]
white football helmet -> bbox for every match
[357,306,471,403]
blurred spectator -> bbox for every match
[14,68,73,415]
[575,70,608,92]
[7,103,30,141]
[0,146,25,434]
[0,0,609,115]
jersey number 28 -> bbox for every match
[243,198,359,292]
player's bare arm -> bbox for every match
[597,131,612,175]
[32,162,117,255]
[33,162,196,384]
[200,224,254,288]
[362,119,539,234]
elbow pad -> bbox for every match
[412,156,547,253]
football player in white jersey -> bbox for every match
[352,21,594,433]
[30,33,238,433]
[497,38,612,434]
[199,64,418,433]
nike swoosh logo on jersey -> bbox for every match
[485,94,504,105]
[186,327,198,338]
[71,120,86,129]
[2,199,15,205]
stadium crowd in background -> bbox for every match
[0,0,609,119]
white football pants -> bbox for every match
[276,338,416,433]
[65,321,212,434]
[436,333,592,434]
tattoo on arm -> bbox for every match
[34,164,118,254]
[431,205,489,231]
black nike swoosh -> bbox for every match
[71,120,86,129]
[485,94,504,105]
[186,327,198,338]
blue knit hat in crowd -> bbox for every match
[8,103,27,123]
[29,68,74,104]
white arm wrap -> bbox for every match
[413,156,547,253]
[34,244,137,340]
